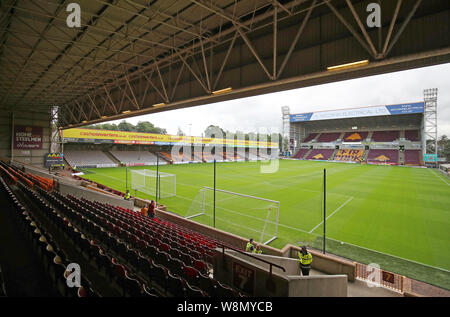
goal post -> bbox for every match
[185,186,279,245]
[130,169,176,198]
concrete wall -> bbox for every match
[287,275,348,297]
[0,110,52,167]
[213,249,347,297]
[58,182,134,210]
[155,208,356,281]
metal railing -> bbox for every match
[217,242,286,276]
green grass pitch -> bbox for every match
[81,160,450,289]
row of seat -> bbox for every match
[44,190,240,296]
[78,198,214,266]
[0,176,94,297]
[70,195,242,296]
[27,183,163,297]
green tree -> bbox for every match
[438,135,450,161]
[117,120,136,132]
[135,121,156,133]
[205,125,225,138]
[177,127,185,136]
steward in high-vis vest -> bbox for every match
[124,190,131,201]
[298,246,312,276]
[253,244,262,254]
[245,239,255,252]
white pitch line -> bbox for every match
[309,196,354,233]
[431,169,450,186]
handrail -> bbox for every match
[216,242,286,276]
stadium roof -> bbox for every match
[0,0,449,128]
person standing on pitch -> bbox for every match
[298,246,312,276]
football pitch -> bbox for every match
[81,159,450,289]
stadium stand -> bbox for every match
[64,150,117,168]
[305,149,334,160]
[109,151,163,166]
[303,133,318,143]
[247,153,259,161]
[224,152,236,161]
[366,149,399,165]
[235,152,246,161]
[404,150,422,166]
[293,149,309,159]
[0,160,245,297]
[202,152,215,162]
[404,130,420,142]
[159,152,173,162]
[342,132,368,143]
[316,132,341,143]
[334,149,365,162]
[371,131,400,142]
[193,152,204,162]
[168,151,193,163]
[212,153,225,162]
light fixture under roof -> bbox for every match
[212,87,232,95]
[327,60,369,71]
[122,110,131,114]
[153,103,166,107]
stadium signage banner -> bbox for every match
[44,152,64,167]
[13,125,43,150]
[63,128,278,148]
[423,154,438,162]
[290,102,424,122]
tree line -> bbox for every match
[85,120,167,135]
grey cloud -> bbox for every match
[113,63,450,137]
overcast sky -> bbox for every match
[108,63,450,138]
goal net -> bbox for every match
[131,169,176,198]
[185,186,279,245]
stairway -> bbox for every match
[103,151,120,165]
[330,148,339,160]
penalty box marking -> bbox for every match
[309,196,355,233]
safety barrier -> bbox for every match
[355,262,406,293]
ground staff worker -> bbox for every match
[245,238,255,252]
[298,246,312,276]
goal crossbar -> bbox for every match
[186,186,279,245]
